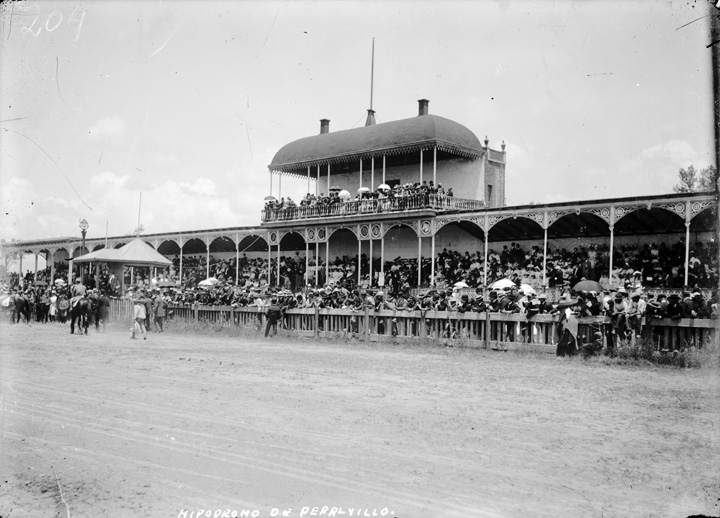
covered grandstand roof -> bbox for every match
[268,114,484,173]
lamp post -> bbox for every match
[79,218,89,283]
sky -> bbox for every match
[0,0,715,245]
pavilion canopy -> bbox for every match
[72,238,171,268]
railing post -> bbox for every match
[484,311,490,349]
[314,305,319,338]
[364,306,370,342]
[193,302,198,322]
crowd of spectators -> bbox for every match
[264,181,455,220]
[4,237,717,311]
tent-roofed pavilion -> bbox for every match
[72,238,172,293]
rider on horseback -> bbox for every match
[70,278,88,307]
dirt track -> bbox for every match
[1,321,718,518]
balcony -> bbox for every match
[261,194,486,223]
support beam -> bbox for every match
[179,243,184,284]
[305,242,309,288]
[382,155,386,184]
[433,146,437,185]
[430,235,435,286]
[307,165,311,196]
[419,149,423,184]
[235,241,240,284]
[684,222,691,286]
[315,242,319,287]
[417,236,422,286]
[608,225,614,288]
[380,237,385,283]
[267,244,271,286]
[277,238,281,288]
[327,163,331,195]
[358,239,362,286]
[483,228,489,288]
[371,157,375,191]
[34,252,38,282]
[49,250,55,284]
[542,227,548,287]
[325,240,329,287]
[369,240,374,287]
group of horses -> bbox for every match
[5,293,93,334]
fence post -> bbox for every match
[364,306,369,342]
[193,303,198,322]
[484,311,490,349]
[314,305,319,339]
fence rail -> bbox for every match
[109,300,717,350]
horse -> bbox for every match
[9,294,32,325]
[70,297,91,335]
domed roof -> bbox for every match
[268,114,483,172]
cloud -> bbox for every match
[618,139,712,195]
[90,171,132,188]
[0,177,36,241]
[85,116,127,142]
[179,178,217,197]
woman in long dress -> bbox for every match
[556,299,579,357]
[49,291,58,322]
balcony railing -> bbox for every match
[261,194,486,222]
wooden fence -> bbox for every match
[109,300,717,351]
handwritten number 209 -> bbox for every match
[19,5,85,41]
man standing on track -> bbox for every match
[131,292,147,340]
[264,297,281,338]
[153,292,168,332]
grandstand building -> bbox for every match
[2,100,717,291]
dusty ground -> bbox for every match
[0,320,718,518]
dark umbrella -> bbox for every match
[572,280,603,292]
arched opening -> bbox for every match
[180,238,208,286]
[487,217,545,287]
[327,228,358,286]
[546,212,610,285]
[277,232,307,290]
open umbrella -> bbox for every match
[573,280,603,292]
[0,295,10,308]
[490,278,516,290]
[329,185,341,192]
[198,277,218,287]
[54,279,66,286]
[338,189,351,200]
[377,184,390,191]
[263,195,277,202]
[519,283,536,295]
[357,187,370,194]
[453,281,469,289]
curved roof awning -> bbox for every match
[268,114,483,173]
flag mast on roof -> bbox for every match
[365,38,376,127]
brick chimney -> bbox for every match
[320,119,330,134]
[418,99,429,116]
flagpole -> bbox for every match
[137,192,142,236]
